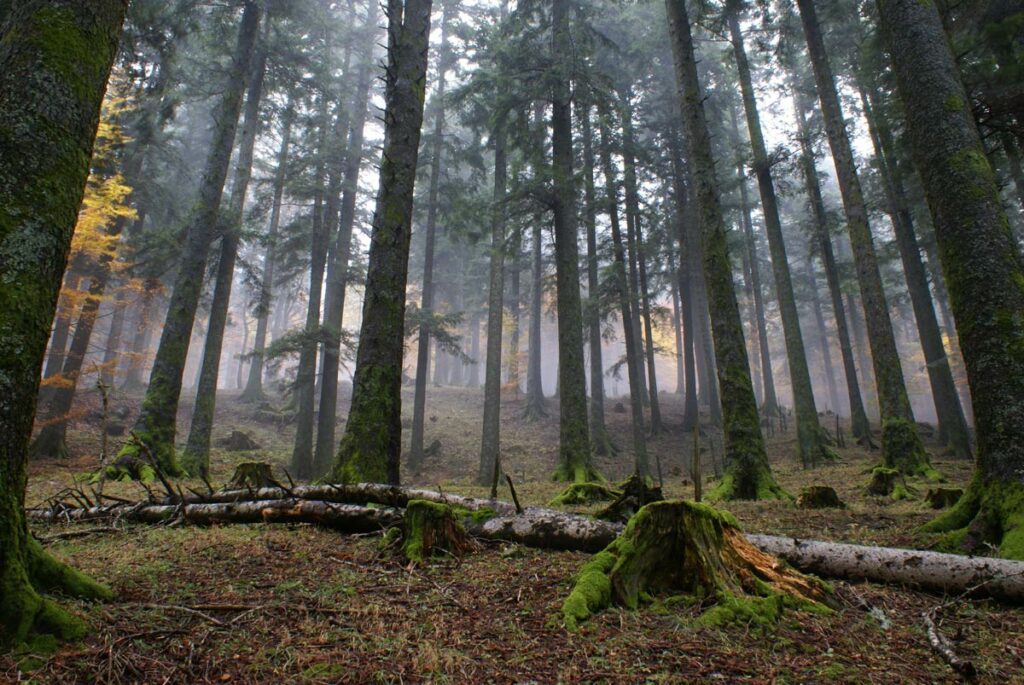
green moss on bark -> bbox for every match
[922,477,1024,560]
[881,417,940,480]
[401,500,473,565]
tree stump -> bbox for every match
[217,430,260,451]
[227,462,278,489]
[866,467,901,497]
[596,474,664,523]
[796,486,845,509]
[925,487,964,509]
[401,500,474,565]
[549,482,621,507]
[562,501,832,630]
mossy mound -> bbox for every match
[925,487,964,509]
[796,486,845,509]
[923,479,1024,560]
[561,501,832,631]
[549,482,620,507]
[866,467,901,497]
[90,454,156,484]
[216,430,261,451]
[596,474,664,523]
[401,500,474,565]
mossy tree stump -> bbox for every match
[866,467,901,497]
[597,474,664,523]
[796,486,845,509]
[925,488,964,510]
[401,500,474,565]
[562,501,832,630]
[227,462,278,489]
[549,482,620,507]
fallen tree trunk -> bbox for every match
[28,491,1024,601]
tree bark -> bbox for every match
[664,0,782,500]
[332,0,433,485]
[795,0,931,476]
[182,31,268,476]
[524,218,548,419]
[805,261,841,414]
[0,0,124,647]
[878,0,1024,559]
[121,1,261,474]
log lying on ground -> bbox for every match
[28,489,1024,601]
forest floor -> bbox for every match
[7,386,1024,683]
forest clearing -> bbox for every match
[3,0,1024,682]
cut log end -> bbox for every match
[402,500,474,565]
[562,501,832,631]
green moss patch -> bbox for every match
[549,482,620,507]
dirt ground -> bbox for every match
[7,385,1023,684]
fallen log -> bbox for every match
[27,493,1024,601]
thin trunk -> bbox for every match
[796,0,930,476]
[332,0,433,485]
[670,263,686,396]
[524,221,547,419]
[468,311,481,388]
[236,307,249,390]
[409,0,453,469]
[665,0,782,499]
[728,10,831,466]
[100,288,127,387]
[183,32,267,476]
[121,280,158,393]
[600,110,649,477]
[805,261,840,414]
[241,103,295,403]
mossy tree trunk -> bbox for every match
[578,100,614,456]
[728,8,833,467]
[664,0,783,500]
[120,1,261,474]
[795,0,931,476]
[182,31,268,477]
[479,102,508,487]
[599,108,649,478]
[331,0,433,485]
[878,0,1024,559]
[858,80,972,461]
[0,0,124,647]
[313,1,379,479]
[549,0,593,482]
[240,102,294,404]
[788,66,873,442]
[409,0,453,470]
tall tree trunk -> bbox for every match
[332,0,433,485]
[241,103,295,404]
[727,9,832,467]
[235,306,249,390]
[0,0,124,647]
[478,100,508,487]
[878,0,1024,559]
[42,272,81,384]
[100,288,127,387]
[670,261,686,396]
[468,311,481,387]
[729,110,777,418]
[620,90,663,433]
[409,0,453,469]
[790,73,873,442]
[121,279,158,393]
[549,0,593,482]
[578,100,614,455]
[599,109,649,477]
[805,260,840,414]
[119,1,260,474]
[181,33,267,476]
[314,6,379,477]
[859,82,972,460]
[524,220,548,419]
[664,0,783,499]
[795,0,931,477]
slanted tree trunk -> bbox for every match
[578,100,614,456]
[599,109,649,478]
[0,0,124,647]
[120,1,261,474]
[878,0,1024,559]
[789,70,873,442]
[409,0,454,469]
[182,31,268,477]
[332,0,433,485]
[240,103,294,404]
[665,0,783,500]
[549,0,593,482]
[795,0,931,477]
[728,9,833,467]
[478,105,508,487]
[313,3,378,478]
[858,81,972,460]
